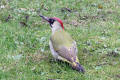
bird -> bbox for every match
[40,15,85,73]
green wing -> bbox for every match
[50,30,78,62]
[50,30,74,50]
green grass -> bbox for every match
[0,0,120,80]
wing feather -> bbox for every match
[50,30,78,62]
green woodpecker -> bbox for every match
[40,15,85,73]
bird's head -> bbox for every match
[40,15,64,32]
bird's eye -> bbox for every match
[49,19,55,24]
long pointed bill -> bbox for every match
[39,14,49,22]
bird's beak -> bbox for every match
[39,14,49,22]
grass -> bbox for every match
[0,0,120,80]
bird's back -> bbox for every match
[50,30,74,50]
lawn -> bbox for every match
[0,0,120,80]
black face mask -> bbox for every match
[49,18,55,27]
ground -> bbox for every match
[0,0,120,80]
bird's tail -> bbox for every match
[71,57,85,73]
